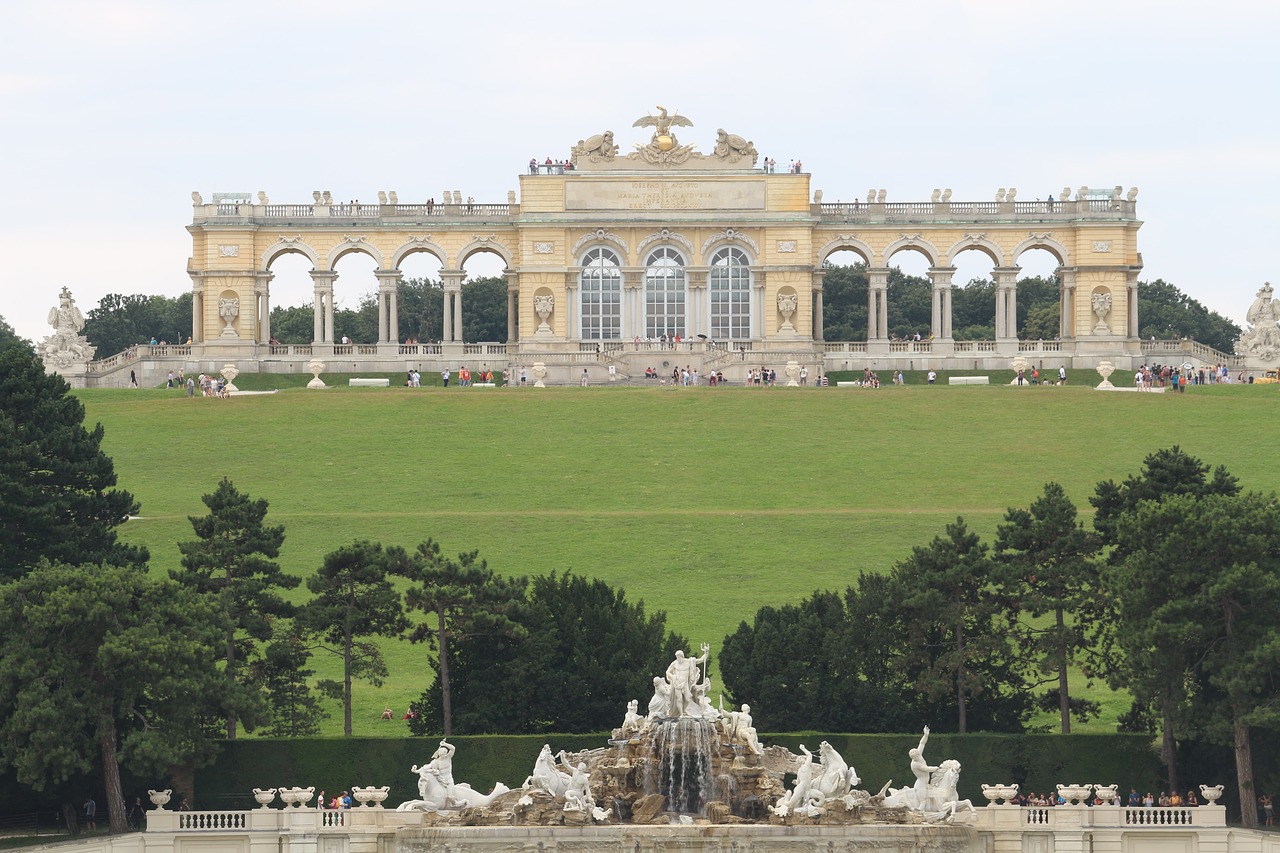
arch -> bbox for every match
[391,236,448,269]
[701,228,759,261]
[638,228,694,257]
[1011,232,1071,268]
[945,234,1005,267]
[644,246,687,339]
[571,228,629,258]
[261,236,320,270]
[325,235,384,268]
[882,234,940,267]
[579,247,622,340]
[456,234,513,269]
[818,234,875,266]
[708,246,752,339]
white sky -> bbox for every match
[2,0,1277,344]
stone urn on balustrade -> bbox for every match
[148,789,172,810]
[1057,784,1093,805]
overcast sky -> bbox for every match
[2,0,1277,346]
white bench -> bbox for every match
[348,378,390,387]
[472,383,496,388]
[948,376,990,385]
[836,381,865,387]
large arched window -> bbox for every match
[709,246,751,339]
[644,247,686,339]
[580,247,622,340]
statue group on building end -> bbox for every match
[570,107,758,170]
[41,286,96,369]
[1236,282,1280,361]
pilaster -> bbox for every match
[811,268,826,341]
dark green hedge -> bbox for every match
[194,732,1162,810]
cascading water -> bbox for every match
[647,718,718,814]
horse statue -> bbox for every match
[522,744,572,798]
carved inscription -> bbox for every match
[566,180,766,211]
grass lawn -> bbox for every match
[79,377,1280,736]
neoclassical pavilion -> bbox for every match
[153,109,1150,383]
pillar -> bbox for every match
[993,266,1021,340]
[752,271,767,338]
[687,268,708,338]
[1126,268,1140,339]
[565,281,578,341]
[1058,267,1075,339]
[189,275,204,344]
[928,267,955,340]
[623,269,643,339]
[440,270,464,342]
[310,271,337,344]
[868,267,890,341]
[505,271,519,343]
[811,268,826,341]
[375,270,401,343]
[254,272,273,345]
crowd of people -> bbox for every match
[1135,362,1243,390]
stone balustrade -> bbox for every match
[195,202,519,224]
[814,198,1137,224]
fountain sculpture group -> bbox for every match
[394,645,973,829]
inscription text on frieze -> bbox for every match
[566,180,766,212]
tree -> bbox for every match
[1108,492,1280,826]
[0,314,30,354]
[392,540,528,736]
[409,571,686,734]
[297,540,408,736]
[1138,279,1242,353]
[0,562,254,834]
[172,478,294,739]
[818,263,868,342]
[251,636,328,737]
[82,292,192,356]
[888,517,1029,733]
[397,278,444,343]
[0,348,147,579]
[993,482,1102,733]
[886,268,931,339]
[269,304,314,344]
[951,278,996,340]
[461,276,509,342]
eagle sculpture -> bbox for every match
[632,106,693,137]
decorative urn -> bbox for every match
[1056,784,1093,805]
[1200,784,1224,804]
[147,789,172,810]
[252,787,277,809]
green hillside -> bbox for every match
[79,379,1280,737]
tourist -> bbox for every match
[927,370,936,385]
[341,791,352,809]
[129,369,137,387]
[519,366,527,386]
[799,365,808,385]
[441,367,450,387]
[83,796,96,831]
[581,368,589,386]
[177,798,190,811]
[129,796,146,829]
[1185,790,1199,806]
[529,157,537,175]
[1128,788,1141,807]
[1170,791,1183,807]
[317,790,327,809]
[1143,792,1154,807]
[1059,365,1067,384]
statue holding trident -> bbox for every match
[664,644,710,718]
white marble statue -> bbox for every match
[398,739,511,812]
[1236,282,1280,359]
[562,761,608,821]
[664,645,710,718]
[1091,290,1113,333]
[646,676,671,720]
[618,699,645,738]
[721,702,764,756]
[880,728,972,822]
[772,741,861,817]
[522,744,573,798]
[40,286,96,369]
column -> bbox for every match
[505,272,519,343]
[686,268,708,338]
[189,275,203,344]
[375,270,401,343]
[440,270,464,342]
[752,270,767,338]
[1057,268,1074,339]
[1126,268,1140,339]
[254,272,273,345]
[993,266,1021,340]
[868,268,890,340]
[928,267,955,340]
[565,281,578,341]
[309,271,337,344]
[623,269,643,339]
[811,268,826,341]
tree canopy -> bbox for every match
[82,292,192,356]
[172,478,294,739]
[0,347,146,579]
[0,562,251,833]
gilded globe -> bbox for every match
[656,134,674,152]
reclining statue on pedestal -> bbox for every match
[397,739,511,812]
